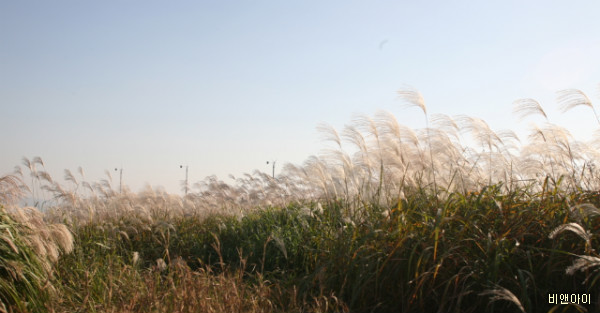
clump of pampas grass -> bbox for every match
[0,205,73,312]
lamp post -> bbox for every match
[180,165,188,196]
[114,167,122,194]
[266,160,276,178]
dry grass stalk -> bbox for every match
[480,287,525,313]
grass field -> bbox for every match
[2,88,600,312]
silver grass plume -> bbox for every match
[480,286,525,313]
[397,87,427,115]
[0,175,25,206]
[565,255,600,276]
[513,98,547,121]
[557,88,600,125]
[549,223,592,252]
[569,203,600,222]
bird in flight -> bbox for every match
[379,39,389,50]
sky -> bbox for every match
[1,1,600,195]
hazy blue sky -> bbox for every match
[2,1,600,195]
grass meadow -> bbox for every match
[2,88,600,312]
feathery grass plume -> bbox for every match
[565,255,600,275]
[353,114,383,148]
[156,258,167,272]
[1,206,47,311]
[496,129,520,150]
[457,115,502,150]
[430,113,460,141]
[354,114,386,198]
[513,98,547,121]
[420,128,461,191]
[397,87,440,202]
[397,87,427,115]
[132,251,140,266]
[480,287,525,313]
[456,115,507,186]
[0,204,74,311]
[303,155,337,201]
[0,175,25,206]
[31,156,44,168]
[271,234,287,260]
[549,223,592,252]
[10,207,74,264]
[317,122,343,149]
[522,122,580,188]
[342,122,382,201]
[375,110,421,147]
[21,157,33,174]
[64,169,78,186]
[558,89,594,112]
[569,203,600,221]
[36,170,53,185]
[557,88,600,125]
[21,157,39,203]
[342,125,370,159]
